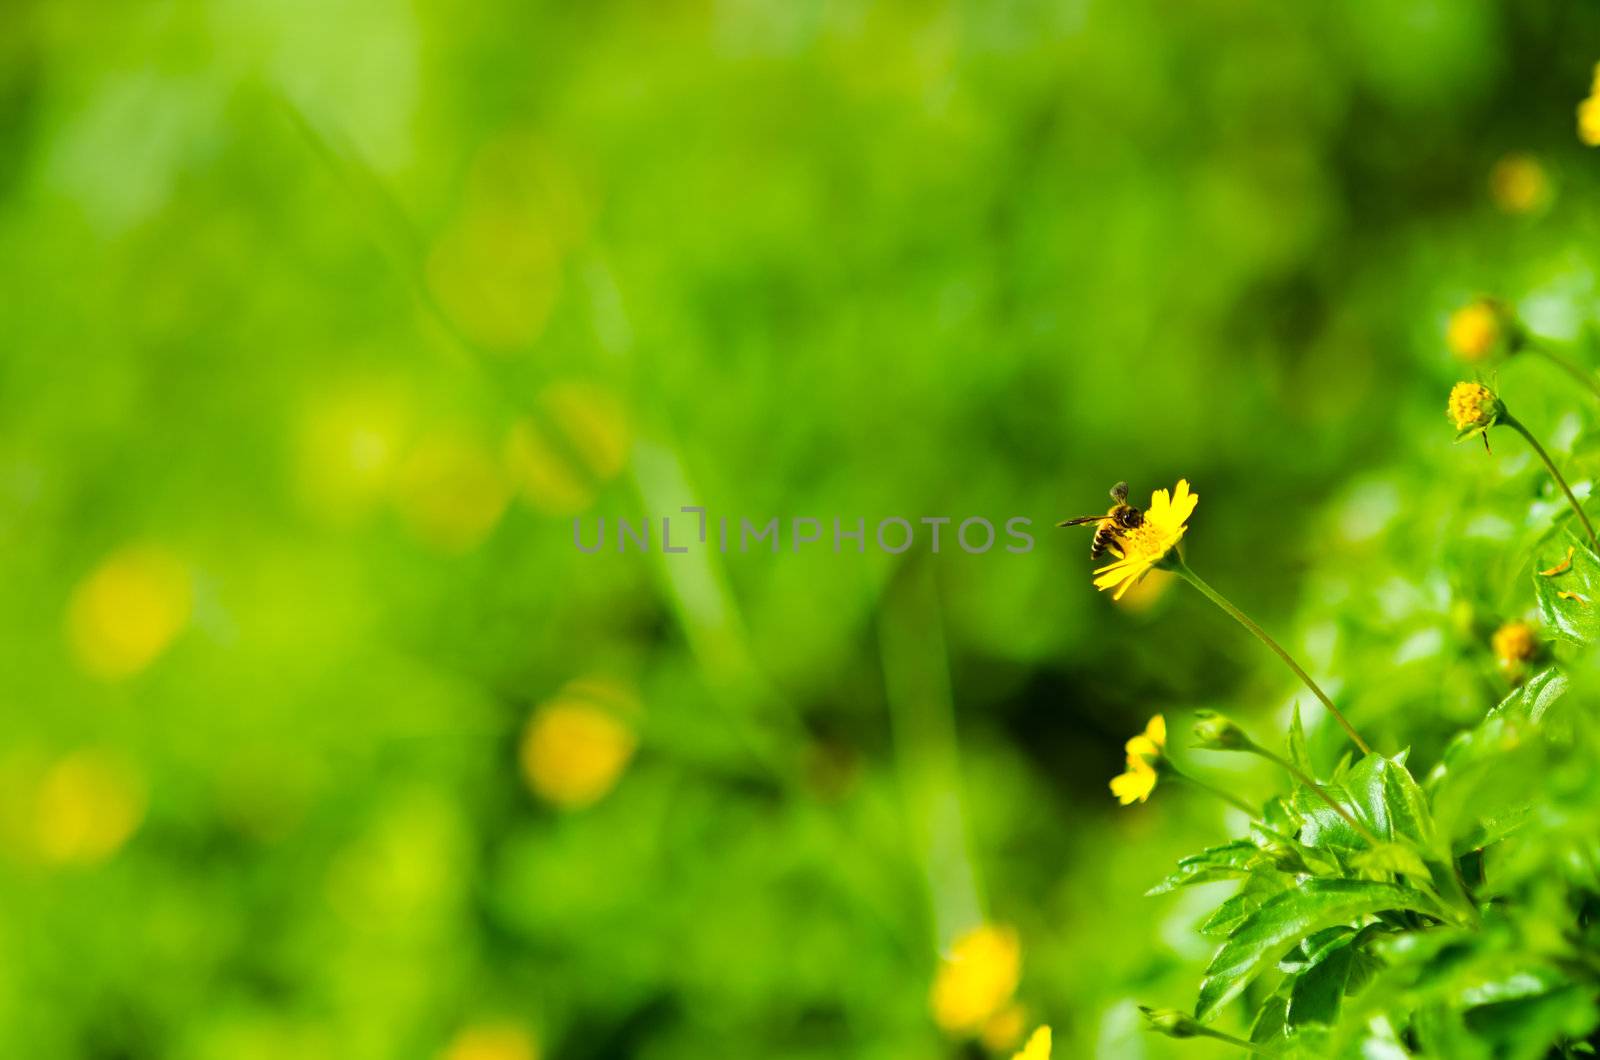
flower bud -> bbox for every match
[1447,381,1504,441]
[1139,1007,1202,1039]
[1191,711,1252,752]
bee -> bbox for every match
[1058,481,1144,561]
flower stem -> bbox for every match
[1169,556,1372,755]
[1247,746,1381,847]
[1527,342,1600,404]
[1503,412,1599,553]
[1166,765,1258,817]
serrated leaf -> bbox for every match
[1351,841,1432,881]
[1145,840,1261,895]
[1196,879,1441,1021]
[1534,531,1600,644]
[1203,875,1289,938]
[1296,753,1434,853]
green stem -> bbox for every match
[1170,556,1372,755]
[1166,764,1258,817]
[1503,412,1599,553]
[1193,1025,1277,1055]
[1249,746,1381,847]
[1527,342,1600,404]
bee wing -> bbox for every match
[1056,514,1105,527]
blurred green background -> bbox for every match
[7,1,1600,1057]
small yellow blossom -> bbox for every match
[1012,1025,1051,1060]
[67,545,191,680]
[1446,300,1504,362]
[1492,621,1538,675]
[1489,155,1551,215]
[1447,381,1502,441]
[1110,715,1165,805]
[930,924,1021,1036]
[1581,94,1600,147]
[34,749,146,866]
[1092,480,1197,600]
[520,678,639,810]
[440,1022,540,1060]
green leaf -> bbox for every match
[1249,992,1288,1046]
[1202,875,1289,938]
[1488,665,1567,725]
[1196,879,1440,1021]
[1145,840,1261,895]
[1533,531,1600,644]
[1287,941,1355,1028]
[1296,753,1434,853]
[1288,700,1313,777]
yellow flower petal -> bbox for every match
[1109,759,1157,804]
[1012,1025,1051,1060]
[1090,482,1196,599]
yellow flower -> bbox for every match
[1092,480,1196,600]
[1492,621,1538,673]
[930,924,1021,1036]
[1012,1025,1051,1060]
[1489,155,1550,215]
[520,678,639,810]
[1109,715,1165,805]
[1446,300,1503,362]
[66,545,191,680]
[1580,94,1600,147]
[1447,381,1502,440]
[33,749,147,866]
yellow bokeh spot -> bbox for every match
[67,545,191,679]
[505,381,631,516]
[1492,621,1538,674]
[440,1023,540,1060]
[34,749,146,866]
[930,923,1021,1036]
[1580,94,1600,147]
[1446,301,1502,362]
[393,431,510,553]
[520,678,639,810]
[296,383,410,524]
[1488,154,1550,215]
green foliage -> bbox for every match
[1150,533,1600,1056]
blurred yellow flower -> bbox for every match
[1447,381,1501,438]
[1446,300,1503,362]
[393,430,511,553]
[1488,155,1550,215]
[520,678,639,810]
[1581,94,1600,147]
[1492,621,1538,673]
[34,749,146,866]
[930,923,1021,1036]
[440,1022,540,1060]
[1110,715,1165,805]
[504,381,631,516]
[1012,1025,1051,1060]
[1092,481,1196,600]
[67,545,191,679]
